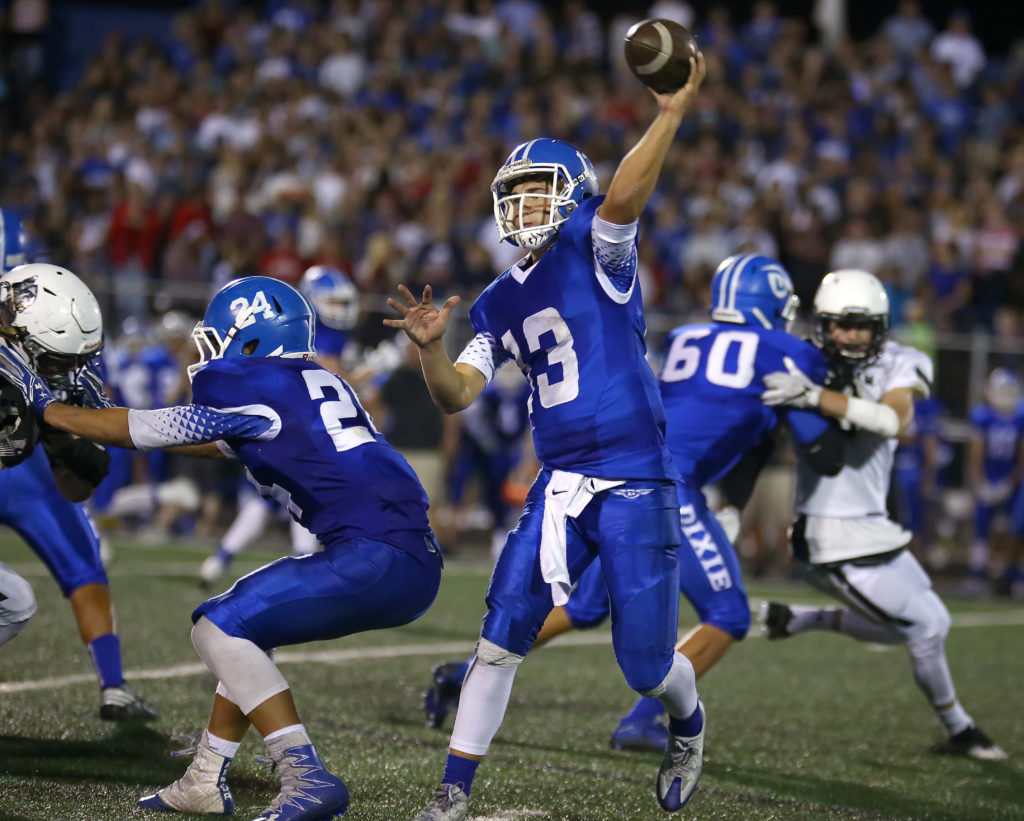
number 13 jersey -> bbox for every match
[458,195,676,480]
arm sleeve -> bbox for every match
[127,404,280,452]
[590,215,639,304]
[455,332,511,384]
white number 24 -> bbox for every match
[661,329,759,389]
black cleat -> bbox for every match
[422,662,467,729]
[100,684,159,721]
[759,601,794,640]
[933,725,1008,761]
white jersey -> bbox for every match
[795,340,933,563]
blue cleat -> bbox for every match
[252,732,349,821]
[656,701,705,812]
[609,718,669,752]
[423,661,468,729]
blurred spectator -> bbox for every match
[930,10,986,89]
[881,1,934,59]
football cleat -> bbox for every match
[138,730,234,815]
[423,661,467,729]
[759,601,794,640]
[656,701,705,812]
[933,725,1008,761]
[609,718,669,752]
[199,554,228,589]
[409,784,469,821]
[251,732,349,821]
[100,683,159,721]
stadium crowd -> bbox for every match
[1,0,1022,336]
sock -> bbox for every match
[89,633,125,689]
[206,730,241,759]
[621,696,666,726]
[264,723,306,743]
[936,701,972,736]
[787,605,842,634]
[668,704,704,738]
[449,656,520,756]
[216,546,236,566]
[442,753,481,796]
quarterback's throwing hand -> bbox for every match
[0,343,55,416]
[383,284,461,349]
[761,356,823,409]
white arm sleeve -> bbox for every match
[127,404,281,452]
[842,397,901,438]
[591,215,639,304]
[455,333,510,384]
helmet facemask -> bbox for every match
[815,311,888,366]
[492,167,578,249]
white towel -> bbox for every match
[540,470,624,606]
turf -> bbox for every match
[1,535,1022,821]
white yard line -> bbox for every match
[3,610,1022,695]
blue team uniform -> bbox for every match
[894,397,949,536]
[0,447,106,596]
[314,319,348,359]
[467,195,681,692]
[564,323,831,639]
[969,403,1024,539]
[182,357,440,650]
[448,379,531,531]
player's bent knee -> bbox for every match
[565,609,608,630]
[0,574,37,627]
[475,637,525,667]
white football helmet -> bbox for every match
[0,263,103,377]
[985,368,1022,415]
[813,269,890,363]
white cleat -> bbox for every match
[138,730,234,814]
[410,784,469,821]
[199,555,228,588]
[657,701,705,812]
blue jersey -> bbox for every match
[189,357,431,553]
[314,319,348,358]
[658,322,830,487]
[461,380,531,455]
[468,196,675,480]
[895,397,950,481]
[111,345,180,408]
[969,403,1024,482]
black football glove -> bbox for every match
[0,369,40,469]
[40,424,111,487]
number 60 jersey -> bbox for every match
[658,321,830,487]
[142,357,432,557]
[460,196,676,480]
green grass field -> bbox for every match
[1,534,1022,821]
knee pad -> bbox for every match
[475,637,525,667]
[0,571,37,626]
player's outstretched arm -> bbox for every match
[384,284,485,413]
[598,51,706,226]
[43,404,134,448]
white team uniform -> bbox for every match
[795,340,933,565]
[0,560,36,647]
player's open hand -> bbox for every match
[383,284,461,349]
[652,50,706,116]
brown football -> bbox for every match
[623,18,700,94]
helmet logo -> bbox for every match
[767,271,790,298]
[230,291,276,328]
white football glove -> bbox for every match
[761,356,823,409]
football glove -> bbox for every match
[0,374,39,469]
[70,362,114,409]
[761,357,823,409]
[0,342,55,417]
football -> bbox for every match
[623,18,700,94]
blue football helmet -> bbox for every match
[710,254,800,332]
[189,276,316,381]
[491,138,599,249]
[299,265,359,330]
[1,209,28,273]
